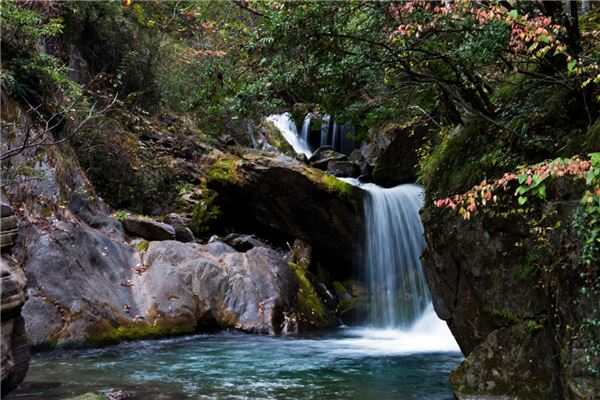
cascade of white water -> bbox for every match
[362,183,430,328]
[301,114,311,143]
[320,115,330,147]
[265,113,313,158]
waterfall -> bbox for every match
[265,113,313,158]
[320,115,330,147]
[362,183,430,328]
[341,178,459,351]
[301,114,311,143]
[266,112,358,156]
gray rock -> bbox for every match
[1,256,30,396]
[134,240,298,334]
[309,147,347,170]
[17,220,142,346]
[326,160,360,178]
[16,215,305,345]
[122,215,176,241]
[223,233,269,252]
[0,201,17,252]
[163,213,194,243]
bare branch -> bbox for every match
[1,93,119,162]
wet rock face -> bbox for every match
[422,185,599,400]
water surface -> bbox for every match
[9,327,462,400]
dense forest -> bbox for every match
[1,1,599,399]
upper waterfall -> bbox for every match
[265,113,313,158]
[266,112,358,156]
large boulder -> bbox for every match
[205,152,363,268]
[422,180,599,399]
[133,240,298,334]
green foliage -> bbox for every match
[206,157,240,185]
[72,121,178,215]
[419,122,517,199]
[571,158,600,376]
[1,1,79,103]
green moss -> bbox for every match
[114,209,128,221]
[85,320,195,346]
[319,174,353,196]
[65,393,105,400]
[288,262,331,328]
[206,156,240,185]
[262,121,296,156]
[338,296,368,315]
[188,189,221,234]
[418,121,517,199]
[332,281,348,298]
[135,240,149,252]
[487,308,523,325]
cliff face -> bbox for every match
[0,199,30,396]
[421,180,600,400]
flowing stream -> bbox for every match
[9,118,461,399]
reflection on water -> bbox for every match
[8,323,461,400]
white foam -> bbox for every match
[333,305,460,355]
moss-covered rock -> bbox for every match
[288,262,337,330]
[206,152,363,268]
[261,120,296,157]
